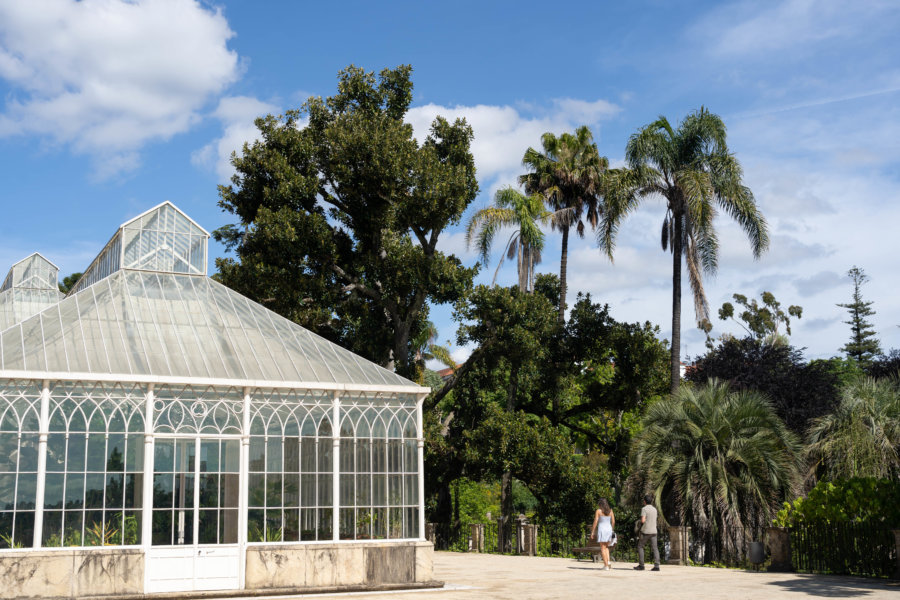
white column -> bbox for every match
[332,391,340,541]
[32,380,50,548]
[141,384,155,595]
[417,394,426,541]
[239,387,251,589]
[141,385,155,548]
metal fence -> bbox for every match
[790,522,897,578]
[428,521,671,563]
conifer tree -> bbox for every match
[838,266,881,365]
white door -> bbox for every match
[147,438,242,593]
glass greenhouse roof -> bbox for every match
[0,253,63,330]
[0,204,422,392]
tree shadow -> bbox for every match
[766,574,899,597]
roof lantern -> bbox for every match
[69,201,209,296]
[0,253,64,330]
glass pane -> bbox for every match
[154,439,174,472]
[44,473,65,509]
[284,438,300,473]
[283,508,299,542]
[200,440,219,473]
[221,473,240,509]
[153,474,174,508]
[222,440,240,472]
[249,438,265,472]
[339,508,354,540]
[318,474,332,506]
[67,434,86,472]
[152,509,172,545]
[248,474,264,508]
[198,509,218,544]
[247,509,264,542]
[46,435,66,472]
[84,473,105,509]
[125,438,144,472]
[105,473,125,508]
[42,510,63,547]
[199,474,219,508]
[221,509,238,544]
[124,473,143,509]
[65,473,85,509]
[265,474,282,508]
[266,437,282,472]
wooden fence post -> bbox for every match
[470,523,485,552]
[766,527,792,572]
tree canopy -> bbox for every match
[214,65,479,379]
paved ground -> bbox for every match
[294,551,900,600]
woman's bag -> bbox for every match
[608,531,617,547]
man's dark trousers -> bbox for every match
[638,533,660,567]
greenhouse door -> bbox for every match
[147,437,242,593]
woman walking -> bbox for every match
[590,498,615,570]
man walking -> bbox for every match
[634,494,660,571]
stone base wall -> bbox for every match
[0,541,434,599]
[0,548,143,599]
[245,541,435,589]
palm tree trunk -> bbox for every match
[517,239,526,293]
[670,214,682,394]
[558,227,569,323]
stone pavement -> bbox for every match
[298,551,900,600]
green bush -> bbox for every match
[774,478,900,528]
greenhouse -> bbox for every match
[0,202,434,598]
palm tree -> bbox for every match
[411,320,456,385]
[520,126,607,322]
[630,379,802,563]
[599,108,769,394]
[466,186,548,292]
[806,376,900,480]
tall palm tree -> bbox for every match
[630,379,802,563]
[466,186,548,292]
[520,126,607,322]
[599,108,768,394]
[806,376,900,480]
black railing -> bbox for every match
[790,522,896,578]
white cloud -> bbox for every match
[406,97,620,185]
[0,0,240,177]
[192,95,279,181]
[700,0,899,58]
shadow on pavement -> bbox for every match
[765,574,897,597]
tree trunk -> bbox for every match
[558,227,569,324]
[393,321,413,380]
[670,215,682,395]
[500,364,519,552]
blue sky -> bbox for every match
[1,0,898,364]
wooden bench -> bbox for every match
[571,540,604,562]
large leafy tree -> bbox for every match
[630,379,802,562]
[806,377,900,480]
[838,266,881,366]
[466,186,548,292]
[453,284,558,533]
[600,108,769,393]
[520,126,607,323]
[214,65,478,378]
[687,336,854,433]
